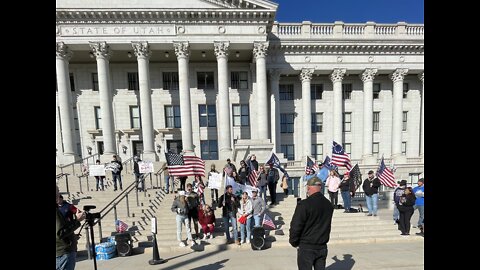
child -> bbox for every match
[198,204,215,240]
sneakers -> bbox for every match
[246,239,250,244]
[235,240,240,245]
[241,239,245,244]
[373,214,377,217]
[366,213,373,216]
[209,234,214,240]
[202,234,207,240]
[190,240,197,247]
[179,241,186,247]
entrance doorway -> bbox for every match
[132,141,144,157]
[167,140,183,154]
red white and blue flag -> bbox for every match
[165,152,205,177]
[377,157,396,188]
[246,156,258,187]
[262,213,276,230]
[115,219,128,233]
[305,156,318,175]
[331,141,352,170]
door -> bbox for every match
[132,141,143,157]
[167,140,183,154]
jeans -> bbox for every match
[259,186,268,204]
[134,173,144,190]
[56,251,76,270]
[297,247,328,270]
[240,216,252,242]
[365,193,378,215]
[165,175,170,193]
[341,191,351,210]
[176,214,192,242]
[95,176,104,191]
[211,189,219,203]
[328,191,338,206]
[223,212,238,241]
[253,214,262,227]
[393,204,399,221]
[112,173,122,190]
[414,205,424,226]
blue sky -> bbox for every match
[273,0,424,24]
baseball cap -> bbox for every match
[306,177,322,186]
[252,188,258,193]
[399,180,407,186]
[418,178,424,183]
[344,171,349,176]
[368,170,374,174]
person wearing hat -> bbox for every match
[338,171,355,213]
[289,177,334,270]
[171,190,195,247]
[393,180,408,224]
[412,178,424,228]
[218,185,240,245]
[362,170,381,216]
[251,188,266,228]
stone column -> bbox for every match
[269,69,281,152]
[390,68,409,158]
[132,42,156,160]
[360,68,378,164]
[253,41,269,140]
[330,68,346,144]
[214,41,232,160]
[300,68,314,158]
[419,72,424,158]
[174,41,194,153]
[90,42,116,155]
[56,42,76,161]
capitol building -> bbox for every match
[56,0,424,183]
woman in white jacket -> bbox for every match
[238,191,253,244]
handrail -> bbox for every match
[56,173,71,195]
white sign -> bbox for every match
[139,161,154,173]
[207,173,222,189]
[89,165,106,176]
[151,217,157,234]
[225,177,255,197]
[58,24,176,37]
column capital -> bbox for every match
[390,68,409,82]
[300,68,314,82]
[330,68,347,82]
[132,41,151,59]
[418,72,424,84]
[89,41,112,60]
[214,41,230,59]
[268,69,281,82]
[56,42,73,60]
[253,41,269,59]
[360,68,378,82]
[173,41,190,59]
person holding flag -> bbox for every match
[266,163,280,205]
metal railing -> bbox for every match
[56,173,70,195]
[58,153,101,177]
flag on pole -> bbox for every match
[322,155,337,171]
[246,156,259,187]
[377,157,396,187]
[331,141,352,170]
[115,219,128,233]
[305,156,318,175]
[262,213,276,230]
[265,152,289,178]
[165,152,205,177]
[349,164,362,191]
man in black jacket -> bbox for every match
[362,170,381,216]
[289,177,333,270]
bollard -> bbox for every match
[148,217,166,265]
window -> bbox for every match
[279,84,294,100]
[281,144,295,160]
[70,73,75,91]
[97,141,104,155]
[165,105,181,128]
[343,112,352,132]
[403,83,409,98]
[127,72,139,90]
[94,106,102,129]
[73,107,79,131]
[197,72,214,89]
[373,112,380,131]
[372,142,379,155]
[402,142,407,154]
[311,113,323,133]
[201,140,218,160]
[409,173,421,187]
[232,104,249,126]
[130,106,141,128]
[280,113,295,133]
[311,84,323,100]
[76,143,82,156]
[342,83,352,100]
[403,111,408,131]
[92,73,99,91]
[311,144,323,161]
[373,83,381,99]
[344,143,351,155]
[163,72,179,90]
[199,105,217,127]
[231,71,248,89]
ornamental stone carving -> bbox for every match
[173,41,190,59]
[89,42,112,60]
[253,41,269,59]
[390,68,409,82]
[300,68,314,82]
[418,72,424,84]
[56,42,72,60]
[132,42,151,59]
[360,68,378,82]
[329,68,347,82]
[214,41,230,59]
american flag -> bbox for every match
[115,219,128,233]
[305,156,318,174]
[331,141,352,170]
[165,152,205,177]
[246,157,258,187]
[265,152,289,178]
[377,157,396,187]
[262,213,275,230]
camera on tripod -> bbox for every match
[83,205,101,222]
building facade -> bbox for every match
[56,0,424,181]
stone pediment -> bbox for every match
[56,0,277,10]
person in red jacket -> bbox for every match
[198,204,216,240]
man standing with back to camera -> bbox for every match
[289,177,334,270]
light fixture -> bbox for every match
[122,145,128,154]
[164,51,169,58]
[236,51,240,58]
[89,52,94,58]
[86,146,92,155]
[156,144,162,153]
[127,51,132,58]
[201,51,206,58]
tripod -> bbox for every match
[86,216,98,270]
